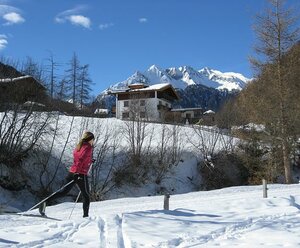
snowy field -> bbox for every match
[1,183,300,247]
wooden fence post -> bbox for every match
[262,179,268,198]
[164,194,170,210]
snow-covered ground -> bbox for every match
[0,114,236,207]
[1,183,300,247]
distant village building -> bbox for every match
[94,108,109,117]
[203,110,216,125]
[171,107,203,124]
[111,83,180,122]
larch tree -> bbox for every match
[65,52,81,105]
[251,0,300,183]
[78,64,93,109]
[46,52,60,99]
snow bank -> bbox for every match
[0,184,300,247]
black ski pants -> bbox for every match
[47,172,90,217]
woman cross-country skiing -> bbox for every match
[39,131,95,218]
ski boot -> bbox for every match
[39,202,47,216]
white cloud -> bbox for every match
[57,5,87,17]
[68,15,91,28]
[55,5,91,29]
[99,22,114,30]
[0,4,25,25]
[3,12,24,25]
[0,34,8,50]
[139,18,148,23]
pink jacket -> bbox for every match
[69,143,93,175]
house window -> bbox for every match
[124,101,129,107]
[140,112,146,118]
[132,99,139,106]
[140,100,145,106]
[122,112,129,119]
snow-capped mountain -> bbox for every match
[107,71,150,91]
[96,65,251,111]
[104,64,251,93]
[198,67,250,91]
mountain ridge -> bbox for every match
[103,64,251,94]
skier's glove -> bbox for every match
[73,173,83,181]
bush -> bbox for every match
[200,152,249,190]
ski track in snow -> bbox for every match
[4,212,298,248]
[115,215,125,248]
[16,221,84,247]
[156,212,300,247]
[6,217,98,248]
[2,185,300,247]
[1,213,142,248]
[97,216,106,248]
[98,214,126,248]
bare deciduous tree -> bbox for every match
[91,124,121,200]
[188,126,221,167]
[0,104,52,190]
[154,123,183,184]
[21,57,45,85]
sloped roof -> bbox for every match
[111,83,180,100]
[0,75,46,89]
[171,107,203,112]
[0,75,32,83]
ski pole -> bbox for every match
[69,191,81,219]
[26,180,75,212]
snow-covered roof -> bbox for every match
[204,110,215,114]
[110,83,180,100]
[110,83,172,93]
[0,75,32,83]
[131,83,171,92]
[171,107,203,112]
[23,101,45,107]
[94,108,109,114]
[0,75,46,90]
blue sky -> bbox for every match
[0,0,299,95]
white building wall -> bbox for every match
[116,94,121,119]
[116,95,171,122]
[116,99,125,119]
[145,98,159,121]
